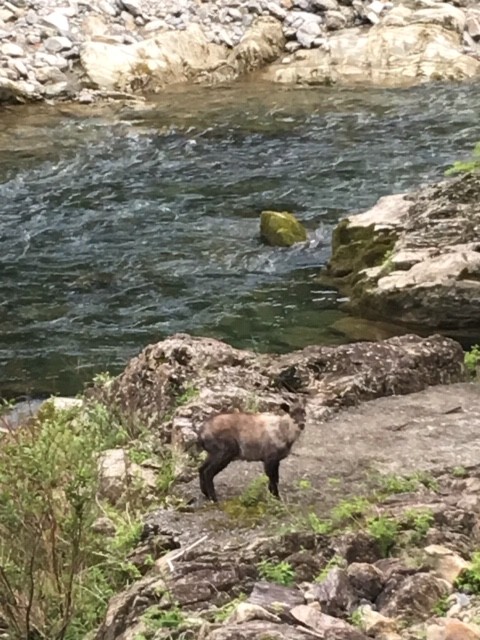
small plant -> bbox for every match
[445,142,480,176]
[314,555,344,583]
[305,512,333,535]
[349,608,364,628]
[176,385,199,407]
[257,559,295,586]
[367,515,399,557]
[455,551,480,594]
[402,508,434,544]
[380,249,395,275]
[379,473,420,494]
[452,466,468,478]
[238,475,270,507]
[244,394,261,413]
[432,595,450,617]
[331,496,370,524]
[465,345,480,379]
[93,371,115,386]
[298,478,312,491]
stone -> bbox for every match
[120,0,143,17]
[312,0,339,10]
[248,580,305,614]
[98,448,129,504]
[357,605,397,635]
[424,545,470,584]
[260,210,307,246]
[206,621,313,639]
[347,563,384,601]
[226,602,281,624]
[304,567,358,616]
[267,1,287,20]
[43,81,71,98]
[379,573,451,621]
[290,604,369,639]
[44,36,73,53]
[466,11,480,40]
[42,11,70,33]
[427,619,480,640]
[296,19,322,47]
[325,10,347,30]
[1,42,24,57]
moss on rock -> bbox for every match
[260,210,307,247]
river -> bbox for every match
[0,81,478,396]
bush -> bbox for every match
[0,401,139,640]
[445,142,480,176]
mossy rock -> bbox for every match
[260,210,307,247]
[327,219,397,279]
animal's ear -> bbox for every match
[280,402,291,414]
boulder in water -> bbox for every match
[260,210,307,247]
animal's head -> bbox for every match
[280,400,306,430]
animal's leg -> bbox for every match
[263,459,280,499]
[203,452,235,502]
[198,458,211,498]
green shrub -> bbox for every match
[445,142,480,176]
[366,515,399,557]
[465,345,480,379]
[0,401,141,640]
[257,559,295,586]
[455,551,480,594]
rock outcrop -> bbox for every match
[91,331,465,446]
[263,3,480,87]
[324,172,480,331]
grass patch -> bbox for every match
[445,142,480,176]
[366,515,399,557]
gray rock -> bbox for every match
[44,36,73,54]
[347,563,385,601]
[466,12,480,40]
[43,80,71,98]
[304,568,358,616]
[98,0,118,16]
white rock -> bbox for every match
[121,0,143,17]
[43,12,70,34]
[1,42,24,57]
[296,20,322,47]
[367,0,385,15]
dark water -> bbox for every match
[0,81,478,396]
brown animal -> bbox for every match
[198,402,306,502]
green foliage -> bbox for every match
[298,478,312,491]
[465,345,480,379]
[366,515,399,557]
[432,595,450,617]
[445,142,480,176]
[0,401,147,640]
[238,475,269,507]
[349,608,364,628]
[401,509,434,544]
[455,551,480,594]
[379,473,421,494]
[452,466,468,478]
[142,604,185,630]
[176,386,199,407]
[92,371,115,386]
[305,512,333,535]
[331,497,370,524]
[257,559,295,586]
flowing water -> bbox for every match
[0,81,478,396]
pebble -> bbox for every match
[42,11,70,33]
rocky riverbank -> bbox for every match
[1,0,480,104]
[324,171,480,335]
[3,332,480,640]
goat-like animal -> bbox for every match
[198,403,305,502]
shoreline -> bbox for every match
[1,0,480,106]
